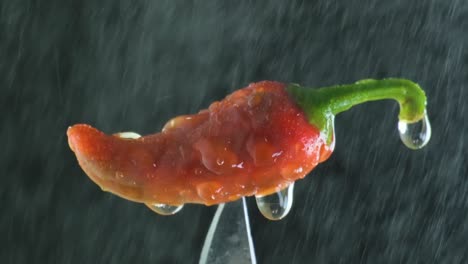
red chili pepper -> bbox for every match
[67,79,429,208]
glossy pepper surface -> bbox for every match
[67,79,428,206]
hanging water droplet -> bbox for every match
[146,203,183,215]
[115,131,141,139]
[255,183,294,221]
[398,112,431,150]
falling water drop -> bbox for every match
[398,112,431,150]
[146,203,184,216]
[255,183,294,221]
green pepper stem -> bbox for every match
[286,78,427,144]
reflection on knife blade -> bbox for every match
[199,198,256,264]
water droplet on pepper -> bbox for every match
[146,203,184,215]
[115,171,125,179]
[216,158,225,166]
[114,132,141,139]
[197,182,224,203]
[255,183,294,220]
[194,138,239,175]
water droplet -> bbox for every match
[398,113,431,150]
[231,162,244,168]
[115,132,141,139]
[255,183,294,221]
[146,203,183,215]
[216,158,225,166]
[272,151,283,158]
[115,171,125,178]
[293,167,303,174]
[197,182,224,202]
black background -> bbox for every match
[2,1,468,263]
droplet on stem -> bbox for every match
[255,183,294,221]
[146,203,184,215]
[398,112,431,150]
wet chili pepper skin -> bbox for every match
[68,81,333,206]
